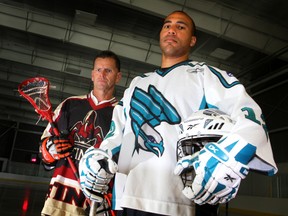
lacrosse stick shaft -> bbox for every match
[89,201,97,216]
[50,121,96,214]
[41,98,95,212]
[48,120,80,179]
[18,77,93,213]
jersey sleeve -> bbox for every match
[99,77,140,161]
[99,101,125,162]
[203,64,277,175]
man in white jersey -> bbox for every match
[78,11,278,216]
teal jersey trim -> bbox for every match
[208,66,240,88]
[155,60,191,77]
[199,96,207,110]
[198,96,219,111]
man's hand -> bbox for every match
[175,137,256,205]
[40,134,73,164]
[174,152,199,176]
[79,147,118,203]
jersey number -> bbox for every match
[241,107,268,140]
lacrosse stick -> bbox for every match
[18,77,79,176]
[18,77,97,216]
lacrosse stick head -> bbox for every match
[18,77,54,123]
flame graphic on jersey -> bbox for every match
[130,85,181,157]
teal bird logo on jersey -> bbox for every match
[130,85,181,157]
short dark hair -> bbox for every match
[168,10,196,36]
[94,50,121,71]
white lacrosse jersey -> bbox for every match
[100,60,278,216]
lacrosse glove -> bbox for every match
[174,135,256,205]
[79,147,118,203]
[40,134,73,164]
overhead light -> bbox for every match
[210,48,234,60]
[74,10,98,26]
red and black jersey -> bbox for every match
[40,92,117,216]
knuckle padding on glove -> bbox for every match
[55,143,72,154]
[204,143,250,179]
[42,136,73,161]
[52,136,73,153]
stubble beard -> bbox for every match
[161,43,186,59]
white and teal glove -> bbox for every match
[174,152,199,178]
[79,147,118,203]
[174,135,256,205]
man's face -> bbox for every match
[91,57,121,91]
[160,12,196,58]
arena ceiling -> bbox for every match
[0,0,287,161]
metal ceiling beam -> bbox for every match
[111,0,288,61]
[0,3,162,66]
[0,2,238,74]
[247,65,288,93]
[0,37,136,93]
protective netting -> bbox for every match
[18,77,51,112]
